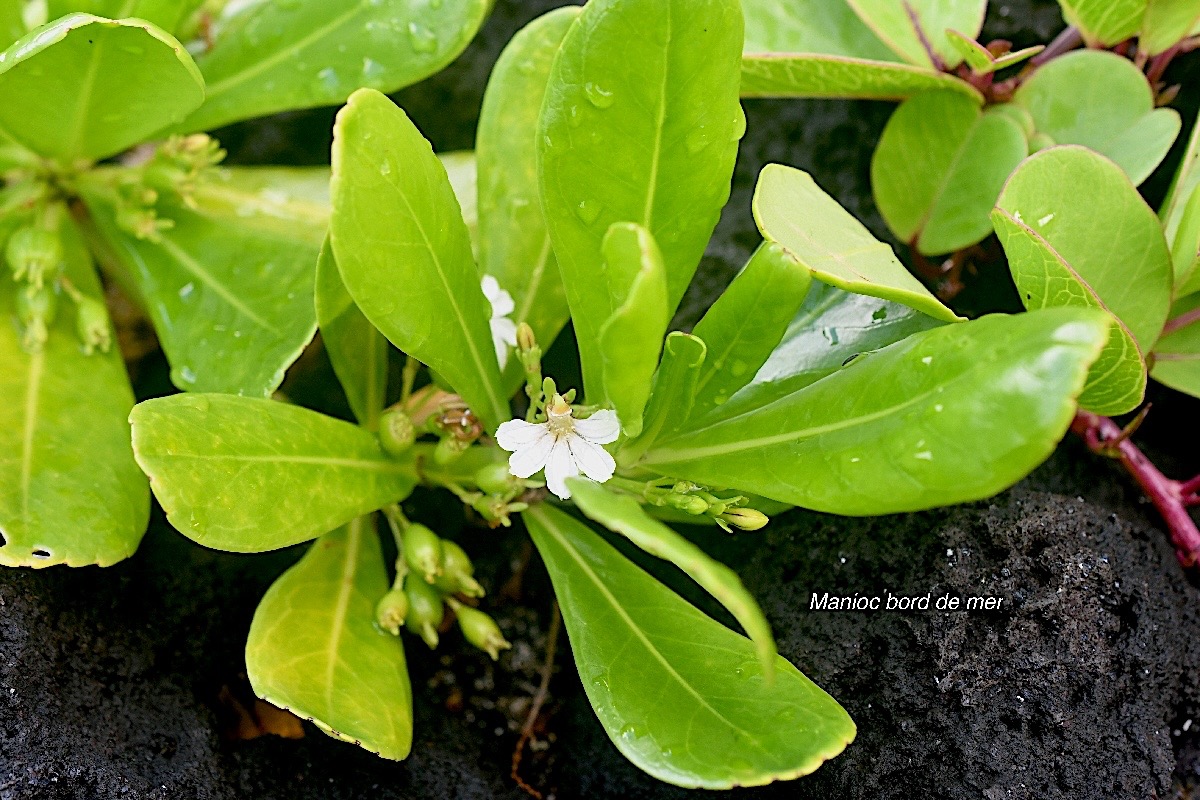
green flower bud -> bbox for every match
[402,522,443,583]
[17,285,57,351]
[665,494,709,515]
[516,322,537,352]
[74,295,112,355]
[454,604,511,661]
[5,227,62,289]
[378,407,416,456]
[474,461,518,495]
[719,507,770,531]
[404,576,444,649]
[374,587,409,635]
[434,541,485,598]
[433,435,468,465]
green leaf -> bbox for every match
[1,1,25,48]
[177,0,492,133]
[740,54,979,101]
[700,282,946,423]
[1140,0,1200,54]
[1012,50,1180,186]
[945,30,1043,74]
[247,517,413,760]
[524,504,855,789]
[1151,294,1200,397]
[754,163,960,322]
[568,479,777,678]
[742,0,897,59]
[330,89,507,431]
[845,0,987,68]
[1059,0,1148,45]
[635,309,1109,515]
[872,90,1029,255]
[0,13,204,161]
[130,394,417,553]
[0,214,149,568]
[689,243,812,419]
[629,332,707,454]
[993,146,1173,415]
[477,8,577,391]
[315,236,388,429]
[78,167,324,397]
[440,151,478,253]
[596,224,669,437]
[538,0,743,395]
[1161,108,1200,291]
[47,0,202,34]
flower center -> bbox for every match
[545,395,575,436]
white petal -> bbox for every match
[481,274,501,303]
[490,287,515,318]
[496,419,548,451]
[508,431,557,479]
[543,437,579,499]
[567,434,615,483]
[572,409,621,444]
[490,317,518,369]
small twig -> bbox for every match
[1073,410,1200,566]
[400,356,419,403]
[511,602,562,800]
[1030,26,1083,67]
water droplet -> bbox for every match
[567,103,582,128]
[361,56,386,82]
[619,724,642,740]
[712,394,728,406]
[379,159,393,177]
[584,82,614,108]
[178,366,197,384]
[314,66,341,94]
[921,355,933,365]
[685,127,711,154]
[575,199,602,224]
[934,403,944,412]
[730,360,748,377]
[516,58,536,75]
[408,21,438,53]
[914,451,933,461]
[178,282,195,299]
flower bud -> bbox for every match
[374,587,409,635]
[402,522,443,583]
[516,322,537,352]
[475,461,518,495]
[404,576,444,649]
[378,407,416,456]
[17,285,57,350]
[5,227,62,289]
[434,541,485,598]
[665,494,709,515]
[719,508,769,531]
[74,295,112,355]
[433,435,468,465]
[454,604,511,661]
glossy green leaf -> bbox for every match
[1059,0,1147,45]
[596,224,669,437]
[1,1,24,47]
[754,164,960,322]
[629,332,707,455]
[538,0,743,395]
[742,0,896,59]
[247,517,413,760]
[945,30,1043,74]
[130,394,418,553]
[993,146,1173,415]
[568,479,776,677]
[689,243,812,420]
[636,309,1109,515]
[0,214,149,568]
[845,0,987,68]
[1141,0,1200,54]
[1161,109,1200,292]
[177,0,491,133]
[331,89,507,431]
[873,90,1028,255]
[702,282,946,423]
[316,236,388,429]
[0,14,203,161]
[1151,294,1200,397]
[47,0,202,34]
[477,8,576,390]
[79,167,325,397]
[525,504,855,789]
[740,54,979,101]
[1012,50,1180,186]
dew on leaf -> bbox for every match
[575,199,602,224]
[178,366,198,384]
[407,21,438,53]
[584,82,615,108]
[178,282,195,299]
[685,127,711,154]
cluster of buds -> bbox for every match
[374,518,510,661]
[376,393,486,466]
[638,480,770,532]
[4,219,110,355]
[113,134,225,242]
[468,461,537,528]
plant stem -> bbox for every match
[1030,26,1082,67]
[510,602,561,800]
[1072,410,1200,566]
[1162,305,1200,337]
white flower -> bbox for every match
[482,274,517,369]
[495,396,620,500]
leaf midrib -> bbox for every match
[324,516,362,714]
[65,28,104,158]
[19,350,45,518]
[154,236,280,334]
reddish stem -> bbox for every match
[1162,305,1200,337]
[1073,410,1200,566]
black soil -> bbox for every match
[5,1,1200,798]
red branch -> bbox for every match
[1073,410,1200,566]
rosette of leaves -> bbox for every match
[0,0,491,567]
[129,0,1112,787]
[991,110,1200,413]
[741,0,1192,258]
